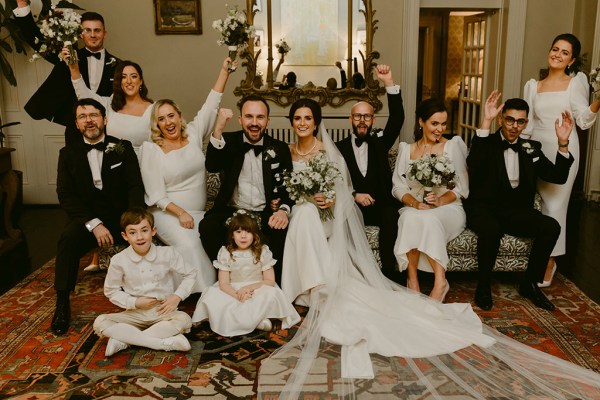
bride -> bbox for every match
[262,98,600,399]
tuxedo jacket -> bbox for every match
[465,130,574,212]
[336,91,404,207]
[15,12,119,126]
[205,132,293,213]
[56,135,144,223]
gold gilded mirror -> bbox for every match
[234,0,385,111]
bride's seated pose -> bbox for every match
[261,98,600,399]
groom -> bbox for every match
[465,91,574,311]
[199,95,293,282]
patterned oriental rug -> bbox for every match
[0,259,599,399]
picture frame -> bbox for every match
[154,0,202,35]
[254,29,264,48]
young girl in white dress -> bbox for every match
[192,212,300,337]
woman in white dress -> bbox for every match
[523,33,599,287]
[392,99,468,301]
[280,99,334,306]
[139,58,235,292]
[258,100,600,399]
[66,56,153,156]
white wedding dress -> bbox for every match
[257,124,600,399]
[523,72,597,256]
[392,137,468,272]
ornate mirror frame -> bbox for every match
[233,0,385,111]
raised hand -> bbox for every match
[212,108,233,140]
[555,111,573,145]
[481,90,504,130]
[375,64,394,87]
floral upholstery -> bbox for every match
[99,149,537,272]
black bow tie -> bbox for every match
[85,141,106,152]
[502,141,520,153]
[243,142,263,156]
[82,49,101,60]
[354,135,371,147]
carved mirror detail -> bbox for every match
[234,0,385,111]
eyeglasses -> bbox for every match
[502,116,528,127]
[351,113,374,122]
[77,113,101,121]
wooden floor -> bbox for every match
[11,199,600,304]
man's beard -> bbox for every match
[243,126,267,143]
[352,124,373,138]
[82,124,105,141]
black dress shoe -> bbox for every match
[474,283,493,311]
[51,297,71,335]
[518,282,555,311]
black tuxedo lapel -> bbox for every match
[77,50,91,88]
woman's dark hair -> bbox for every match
[111,61,152,112]
[551,33,582,75]
[288,98,322,136]
[414,98,447,141]
[226,214,263,263]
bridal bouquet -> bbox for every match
[405,153,457,202]
[212,5,255,71]
[30,6,82,65]
[590,65,600,98]
[282,151,341,221]
[275,38,291,56]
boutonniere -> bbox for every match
[106,57,117,67]
[521,141,535,155]
[264,147,278,161]
[105,141,125,155]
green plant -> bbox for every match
[0,0,52,86]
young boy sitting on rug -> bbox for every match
[93,207,198,357]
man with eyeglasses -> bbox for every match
[465,91,574,311]
[336,64,404,282]
[52,98,144,335]
[14,1,120,146]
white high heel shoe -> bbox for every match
[432,280,450,303]
[537,263,557,288]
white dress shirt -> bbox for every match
[351,84,401,176]
[86,48,105,93]
[83,137,105,231]
[104,244,197,310]
[210,135,266,211]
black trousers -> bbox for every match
[199,207,287,284]
[55,218,123,291]
[466,206,560,286]
[359,203,400,276]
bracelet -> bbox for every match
[558,140,569,148]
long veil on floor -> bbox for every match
[257,123,600,399]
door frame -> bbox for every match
[399,0,526,143]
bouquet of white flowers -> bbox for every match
[281,151,341,221]
[275,38,291,56]
[405,153,457,203]
[212,5,255,71]
[30,6,82,65]
[590,65,600,99]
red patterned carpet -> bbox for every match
[0,259,599,399]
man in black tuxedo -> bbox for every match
[336,64,404,281]
[465,91,574,311]
[199,96,293,282]
[14,1,119,145]
[53,98,144,334]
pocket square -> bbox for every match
[110,162,122,169]
[271,163,280,169]
[376,130,384,138]
[532,157,539,162]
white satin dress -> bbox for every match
[523,72,597,256]
[392,136,469,272]
[139,90,223,292]
[281,160,333,306]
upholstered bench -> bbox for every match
[98,149,535,273]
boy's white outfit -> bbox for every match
[94,244,198,356]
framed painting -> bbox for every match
[154,0,202,34]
